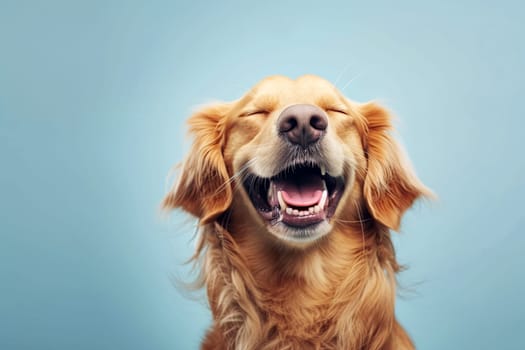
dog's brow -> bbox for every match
[316,95,346,110]
[252,95,279,111]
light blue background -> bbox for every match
[1,1,524,349]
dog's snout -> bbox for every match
[277,104,328,147]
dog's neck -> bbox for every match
[198,221,401,349]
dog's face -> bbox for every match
[164,75,429,247]
[223,76,364,244]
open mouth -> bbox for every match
[242,163,345,229]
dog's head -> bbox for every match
[163,75,430,246]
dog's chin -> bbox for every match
[242,163,346,246]
[266,221,333,246]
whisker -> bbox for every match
[333,217,372,224]
[223,159,255,186]
[341,71,366,92]
[354,199,367,256]
[334,63,353,89]
[213,158,256,196]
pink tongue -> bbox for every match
[276,173,324,207]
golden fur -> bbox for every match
[163,75,431,349]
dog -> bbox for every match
[163,75,431,349]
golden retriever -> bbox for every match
[163,75,431,349]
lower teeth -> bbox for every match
[284,205,321,216]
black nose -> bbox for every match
[277,104,328,148]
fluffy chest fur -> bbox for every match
[198,223,411,350]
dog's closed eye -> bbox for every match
[240,109,270,117]
[326,107,349,115]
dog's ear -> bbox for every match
[162,103,232,224]
[359,102,432,231]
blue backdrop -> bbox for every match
[1,1,524,349]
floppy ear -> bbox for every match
[162,103,232,224]
[360,102,431,231]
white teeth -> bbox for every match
[319,190,328,209]
[283,205,322,216]
[320,165,326,176]
[277,191,287,210]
